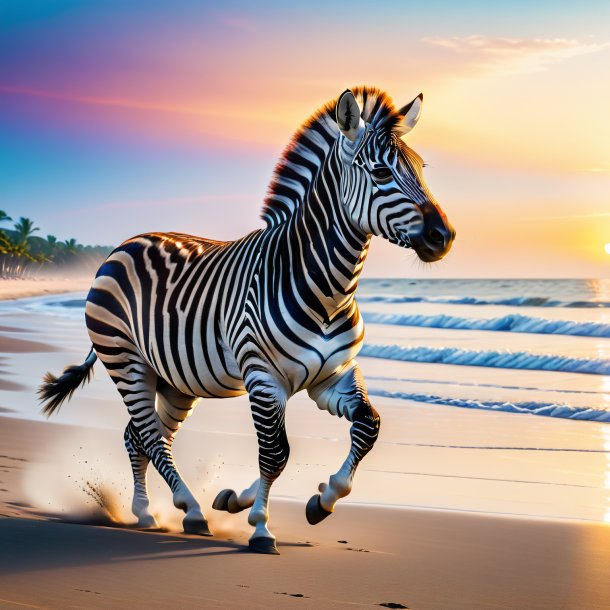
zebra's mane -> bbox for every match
[261,86,403,227]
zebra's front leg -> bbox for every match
[245,378,289,554]
[306,363,380,524]
[212,478,259,514]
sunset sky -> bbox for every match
[1,0,609,277]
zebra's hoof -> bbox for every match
[212,488,241,513]
[183,517,212,536]
[137,514,159,529]
[249,536,280,555]
[306,494,332,525]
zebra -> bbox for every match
[39,86,455,555]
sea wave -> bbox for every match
[360,343,610,375]
[368,375,607,395]
[362,311,610,338]
[358,294,610,309]
[369,388,610,422]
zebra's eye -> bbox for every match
[371,167,392,181]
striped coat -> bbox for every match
[40,86,455,554]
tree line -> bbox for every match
[0,210,112,278]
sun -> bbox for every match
[605,243,610,255]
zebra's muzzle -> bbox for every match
[409,201,455,262]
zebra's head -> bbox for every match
[336,89,455,263]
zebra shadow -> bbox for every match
[1,511,315,575]
[0,515,249,576]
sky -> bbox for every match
[1,0,609,278]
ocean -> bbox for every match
[356,278,610,423]
[14,278,610,423]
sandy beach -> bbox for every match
[3,415,610,610]
[1,281,610,609]
[0,277,93,302]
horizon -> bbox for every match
[1,0,609,278]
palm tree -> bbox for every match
[0,238,32,277]
[0,214,110,277]
[0,211,12,251]
[13,217,40,245]
[0,231,13,276]
[45,234,58,261]
[63,238,78,254]
[54,238,79,268]
[7,218,38,277]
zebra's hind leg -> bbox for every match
[241,377,289,555]
[124,420,158,529]
[106,355,209,535]
[153,378,210,536]
[143,434,211,536]
[306,363,380,524]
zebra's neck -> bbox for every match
[259,88,407,324]
[275,141,371,325]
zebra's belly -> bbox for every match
[146,331,247,399]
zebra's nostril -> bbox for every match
[428,228,445,245]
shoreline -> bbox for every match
[1,301,609,524]
[0,276,92,301]
[0,407,610,533]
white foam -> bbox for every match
[360,343,610,376]
[362,311,610,338]
[369,388,610,422]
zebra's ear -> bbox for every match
[336,90,364,142]
[397,93,423,136]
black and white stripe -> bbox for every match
[40,86,454,553]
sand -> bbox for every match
[0,277,93,302]
[2,415,610,610]
[2,285,610,609]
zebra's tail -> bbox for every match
[38,347,98,417]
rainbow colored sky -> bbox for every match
[1,0,609,277]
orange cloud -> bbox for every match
[0,84,288,124]
[422,35,609,73]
